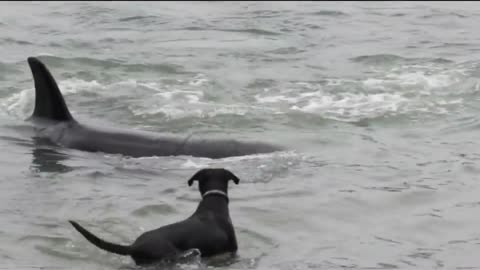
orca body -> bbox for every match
[26,57,284,159]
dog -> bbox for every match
[69,168,240,265]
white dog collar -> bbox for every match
[202,190,228,200]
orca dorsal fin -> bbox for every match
[27,57,73,122]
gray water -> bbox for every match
[1,1,480,269]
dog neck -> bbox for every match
[196,189,230,215]
[202,189,228,201]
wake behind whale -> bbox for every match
[25,57,285,159]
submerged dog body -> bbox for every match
[26,57,284,159]
[69,168,239,265]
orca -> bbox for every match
[25,57,284,159]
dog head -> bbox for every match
[188,168,240,195]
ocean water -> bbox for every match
[1,1,480,269]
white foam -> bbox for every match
[36,52,55,57]
[131,86,208,118]
[134,105,203,119]
[437,99,463,105]
[137,82,160,91]
[181,159,208,169]
[131,102,272,119]
[220,150,297,162]
[2,78,148,118]
[154,91,174,99]
[255,84,414,121]
[3,78,108,119]
[292,93,407,115]
[254,94,299,104]
[385,72,459,89]
[2,88,34,118]
[2,63,470,123]
[179,151,298,165]
[362,69,463,93]
[58,78,104,94]
[252,64,471,122]
[207,105,247,117]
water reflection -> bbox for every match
[30,137,73,173]
[0,124,73,174]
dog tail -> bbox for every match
[69,220,131,256]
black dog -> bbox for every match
[69,168,240,265]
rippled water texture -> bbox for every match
[1,1,480,270]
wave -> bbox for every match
[0,37,34,46]
[118,15,159,22]
[306,10,349,17]
[351,54,453,66]
[253,61,477,122]
[217,28,281,36]
[1,75,209,120]
[0,62,20,74]
[131,204,177,217]
[3,53,479,124]
[29,55,190,75]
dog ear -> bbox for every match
[225,170,240,185]
[188,169,205,186]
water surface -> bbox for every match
[1,2,480,270]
